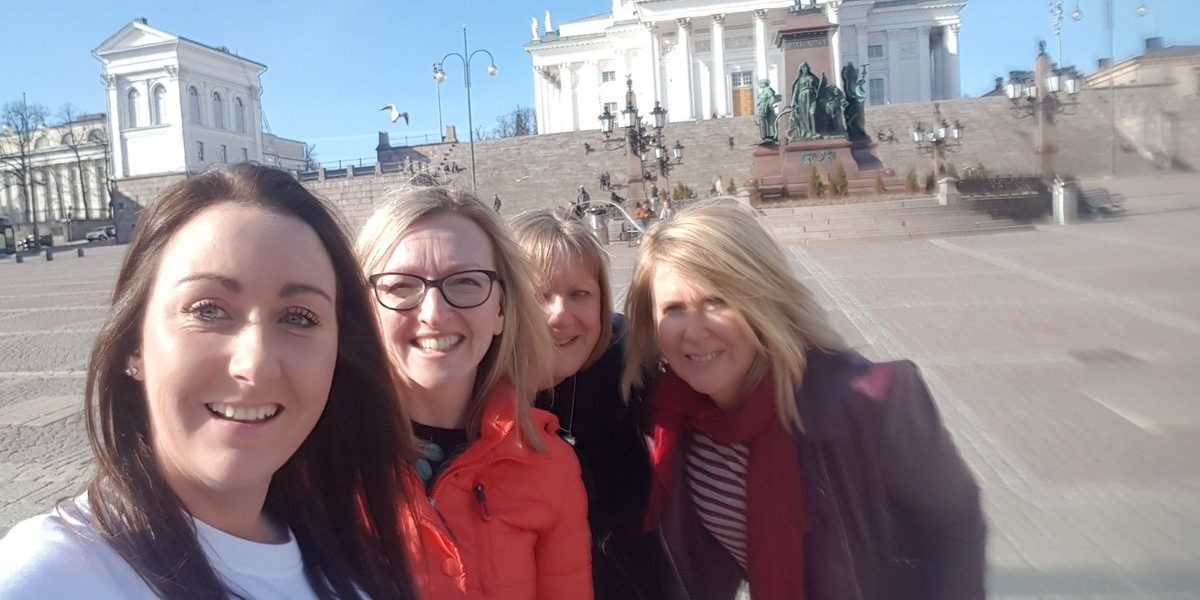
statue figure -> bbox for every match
[531,17,539,40]
[841,62,869,142]
[754,79,779,143]
[815,74,847,136]
[788,62,820,140]
[544,10,553,34]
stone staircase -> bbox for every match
[760,196,1031,243]
[421,91,1160,217]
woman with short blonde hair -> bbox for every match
[622,203,984,600]
[513,208,673,600]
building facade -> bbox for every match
[526,0,965,134]
[0,113,111,226]
[92,19,306,180]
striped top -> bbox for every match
[686,430,750,569]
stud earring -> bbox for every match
[124,366,139,377]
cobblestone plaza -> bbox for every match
[2,175,1199,598]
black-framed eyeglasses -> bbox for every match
[368,269,501,311]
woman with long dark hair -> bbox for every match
[0,165,419,599]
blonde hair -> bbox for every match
[356,186,554,450]
[510,208,613,370]
[621,202,847,431]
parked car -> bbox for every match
[86,226,116,242]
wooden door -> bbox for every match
[732,88,753,116]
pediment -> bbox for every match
[94,21,178,56]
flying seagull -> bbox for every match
[380,104,409,125]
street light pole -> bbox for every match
[433,26,497,191]
[433,64,444,142]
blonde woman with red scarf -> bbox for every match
[621,203,985,600]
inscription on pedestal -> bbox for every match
[781,31,830,50]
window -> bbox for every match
[188,87,202,125]
[601,71,616,83]
[868,44,884,59]
[235,97,246,133]
[730,71,754,88]
[196,141,205,161]
[151,85,166,126]
[868,78,885,104]
[212,93,225,129]
[126,88,140,128]
[241,147,249,162]
[220,144,227,163]
[603,101,618,115]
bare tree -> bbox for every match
[303,143,319,171]
[490,105,537,138]
[1,95,49,238]
[58,103,98,220]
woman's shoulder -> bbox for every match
[0,501,144,597]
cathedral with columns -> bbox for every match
[525,0,965,134]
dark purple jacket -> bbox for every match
[655,351,986,600]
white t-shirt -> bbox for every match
[0,496,326,599]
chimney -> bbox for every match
[1098,57,1112,70]
[136,17,148,24]
[1145,37,1164,52]
[994,77,1004,91]
[377,131,390,151]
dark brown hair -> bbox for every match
[82,164,418,599]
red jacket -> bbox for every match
[402,383,593,600]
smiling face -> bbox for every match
[540,255,603,385]
[374,212,504,397]
[131,202,338,505]
[651,264,758,409]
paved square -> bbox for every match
[2,175,1198,598]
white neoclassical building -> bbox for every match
[526,0,965,134]
[93,19,306,179]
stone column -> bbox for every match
[918,27,932,102]
[103,74,125,179]
[711,14,728,117]
[676,18,695,120]
[825,3,843,87]
[649,24,665,104]
[945,24,960,99]
[887,31,901,103]
[580,62,602,130]
[559,63,576,132]
[533,67,546,134]
[754,10,769,85]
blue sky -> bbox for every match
[1,1,1193,164]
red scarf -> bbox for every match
[644,369,808,600]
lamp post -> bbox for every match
[910,103,964,176]
[596,78,683,201]
[1005,41,1080,179]
[1070,0,1151,175]
[433,63,444,142]
[433,26,498,191]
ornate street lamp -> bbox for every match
[433,26,498,191]
[910,103,963,175]
[1005,41,1080,177]
[595,78,684,198]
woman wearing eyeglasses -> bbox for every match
[355,187,592,600]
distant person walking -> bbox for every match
[575,186,591,219]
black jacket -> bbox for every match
[655,350,987,600]
[536,316,673,600]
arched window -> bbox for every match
[127,88,140,128]
[235,97,246,133]
[151,84,166,126]
[188,86,202,125]
[212,92,225,129]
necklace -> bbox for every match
[554,374,578,447]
